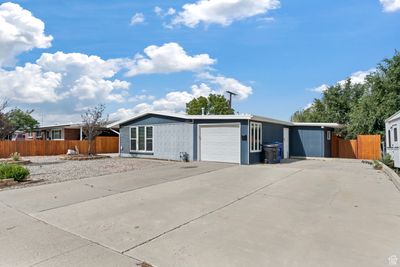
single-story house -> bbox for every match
[385,111,400,168]
[109,112,341,165]
[28,123,118,141]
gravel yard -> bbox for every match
[2,156,172,189]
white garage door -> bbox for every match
[199,124,241,164]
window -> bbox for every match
[130,126,153,152]
[388,130,392,147]
[394,128,398,142]
[51,129,62,140]
[250,122,262,152]
[327,131,331,141]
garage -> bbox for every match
[198,124,241,164]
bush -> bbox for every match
[9,152,20,161]
[0,164,30,182]
[380,153,394,168]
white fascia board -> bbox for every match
[250,115,293,126]
[385,110,400,123]
[292,122,343,129]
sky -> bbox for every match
[0,0,399,125]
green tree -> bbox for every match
[290,51,400,139]
[186,94,234,115]
[186,96,209,115]
[8,108,39,132]
[348,51,400,138]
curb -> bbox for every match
[380,163,400,192]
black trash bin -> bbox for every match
[263,144,280,164]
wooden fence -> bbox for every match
[0,136,119,158]
[331,135,381,160]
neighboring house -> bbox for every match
[385,111,400,168]
[109,112,341,165]
[28,124,118,141]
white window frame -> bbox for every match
[129,125,154,152]
[250,122,262,153]
[51,129,62,140]
[327,131,331,141]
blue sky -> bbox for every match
[1,0,399,124]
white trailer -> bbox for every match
[385,111,400,168]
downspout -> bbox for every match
[110,128,121,156]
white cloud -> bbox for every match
[70,77,129,102]
[0,63,62,103]
[110,73,252,120]
[154,6,163,16]
[37,51,122,79]
[308,69,375,93]
[198,72,253,100]
[170,0,280,28]
[308,84,329,93]
[380,0,400,12]
[130,13,145,25]
[125,42,216,76]
[0,51,131,107]
[0,2,53,66]
[110,84,212,120]
[338,68,375,85]
[166,8,177,16]
[154,6,176,17]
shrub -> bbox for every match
[10,152,20,161]
[380,153,394,168]
[0,164,30,182]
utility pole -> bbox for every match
[226,91,237,108]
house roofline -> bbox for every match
[292,122,343,129]
[108,112,342,129]
[385,110,400,123]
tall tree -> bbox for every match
[348,52,400,138]
[7,108,39,132]
[81,104,108,155]
[290,51,400,139]
[186,94,234,115]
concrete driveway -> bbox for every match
[0,160,399,267]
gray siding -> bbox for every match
[290,126,325,157]
[120,114,194,161]
[249,121,285,164]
